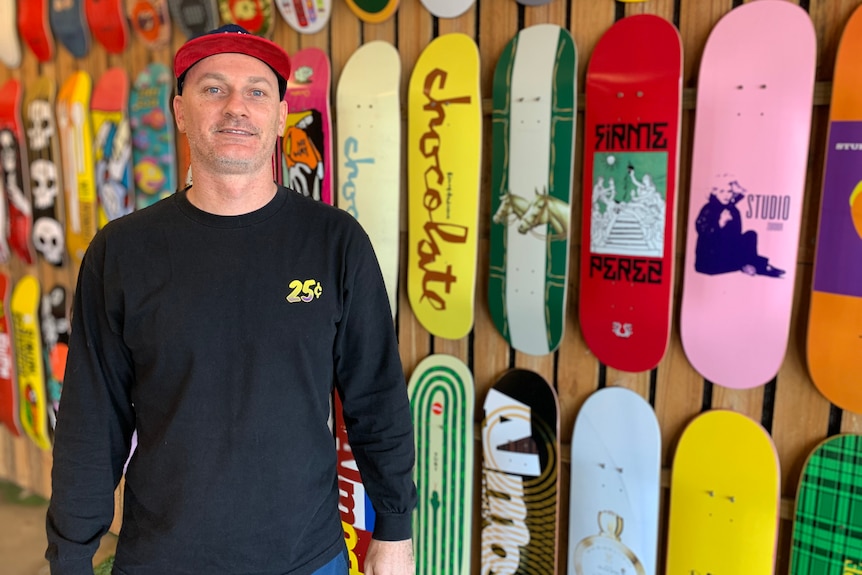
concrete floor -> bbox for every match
[0,481,116,575]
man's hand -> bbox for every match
[364,538,414,575]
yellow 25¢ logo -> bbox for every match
[286,279,323,303]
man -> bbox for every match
[46,25,416,575]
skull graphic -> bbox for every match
[27,99,54,151]
[30,159,58,211]
[32,217,65,265]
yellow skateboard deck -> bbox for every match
[666,410,780,575]
[407,33,482,340]
[57,71,97,268]
[12,275,51,451]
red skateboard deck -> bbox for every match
[219,0,275,37]
[17,0,55,62]
[85,0,129,53]
[0,273,19,436]
[579,15,682,373]
[24,76,67,268]
[284,48,333,204]
[679,1,816,389]
[126,0,171,48]
[0,78,36,265]
[806,4,862,413]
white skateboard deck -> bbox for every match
[420,0,474,19]
[0,0,22,68]
[336,41,401,318]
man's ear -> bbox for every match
[173,95,185,133]
[277,100,288,134]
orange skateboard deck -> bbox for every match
[126,0,171,48]
[807,4,862,413]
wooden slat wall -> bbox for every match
[0,0,859,572]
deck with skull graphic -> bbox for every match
[41,285,70,429]
[57,71,98,269]
[0,78,36,265]
[489,24,576,356]
[579,15,682,373]
[24,76,67,268]
[93,67,133,227]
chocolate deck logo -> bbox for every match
[415,69,471,311]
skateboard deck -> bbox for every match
[57,71,97,268]
[126,0,171,48]
[41,285,70,426]
[17,0,54,62]
[419,0,474,19]
[336,41,401,318]
[408,354,474,575]
[170,0,219,39]
[130,63,176,210]
[284,48,333,204]
[666,409,780,575]
[0,273,19,437]
[85,0,129,53]
[334,391,377,574]
[407,33,481,340]
[579,15,681,372]
[481,368,560,574]
[679,0,816,388]
[0,78,35,265]
[275,0,331,34]
[807,4,862,413]
[219,0,275,37]
[790,434,862,575]
[568,387,660,575]
[50,0,91,58]
[92,67,133,226]
[343,0,397,24]
[0,0,22,68]
[489,24,576,356]
[24,76,67,268]
[12,275,51,450]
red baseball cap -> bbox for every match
[174,24,291,99]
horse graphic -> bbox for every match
[492,191,531,225]
[517,187,570,239]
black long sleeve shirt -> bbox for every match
[46,186,416,575]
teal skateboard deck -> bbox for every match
[481,368,560,574]
[408,354,474,575]
[131,63,176,210]
[489,24,576,356]
[790,434,862,575]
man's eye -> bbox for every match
[206,87,220,94]
[251,89,264,97]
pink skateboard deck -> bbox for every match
[579,15,682,372]
[283,48,332,204]
[680,0,816,389]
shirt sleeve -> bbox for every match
[46,236,136,575]
[332,225,417,542]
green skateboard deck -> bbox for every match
[489,24,576,356]
[790,434,862,575]
[408,354,474,575]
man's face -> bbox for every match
[173,52,287,177]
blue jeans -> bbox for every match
[311,548,348,575]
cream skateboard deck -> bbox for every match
[807,4,862,413]
[420,0,474,19]
[57,71,97,268]
[336,41,401,318]
[24,76,67,268]
[17,0,54,62]
[344,0,398,23]
[666,410,780,575]
[679,0,816,388]
[92,67,133,226]
[126,0,171,48]
[284,47,333,204]
[0,273,18,436]
[0,78,35,265]
[12,275,51,450]
[408,354,474,575]
[579,15,682,372]
[568,387,660,575]
[790,434,862,575]
[274,0,331,34]
[481,368,560,574]
[0,0,23,68]
[489,24,576,356]
[131,62,176,209]
[407,33,481,340]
